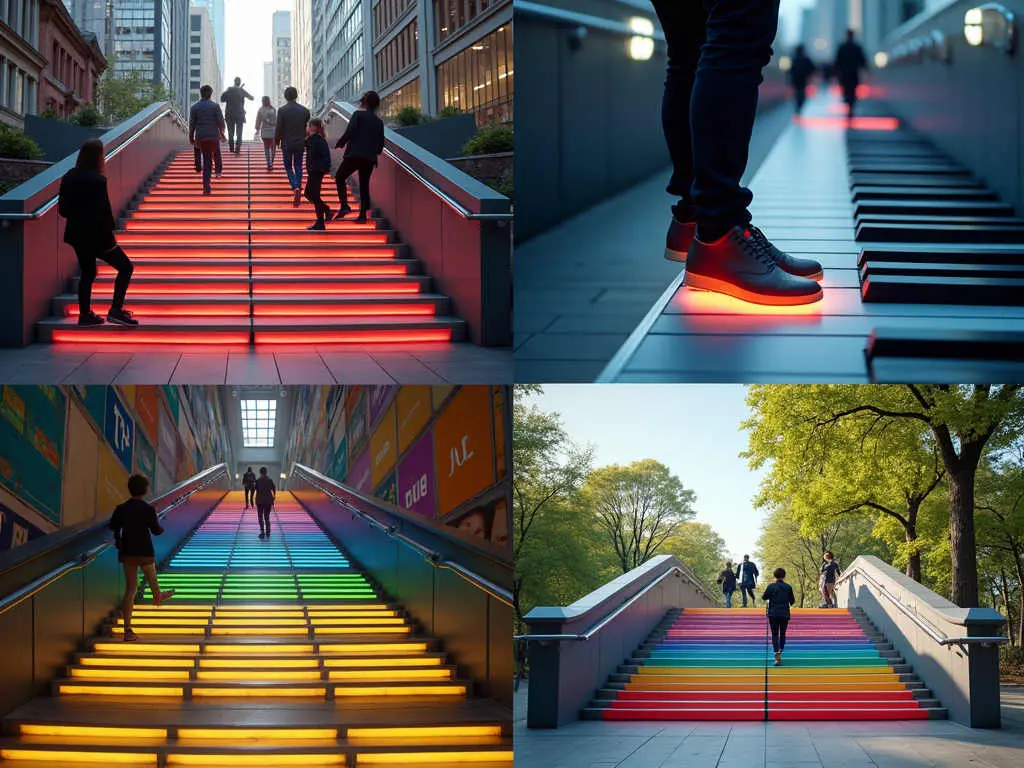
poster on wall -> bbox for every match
[96,444,129,519]
[368,386,394,426]
[397,386,431,454]
[0,500,45,552]
[349,449,372,495]
[331,436,348,482]
[134,430,156,484]
[375,472,397,507]
[162,386,180,422]
[76,385,106,431]
[157,400,179,476]
[396,428,436,518]
[0,386,66,525]
[135,386,161,446]
[433,387,495,517]
[348,391,369,462]
[369,404,396,489]
[104,387,135,472]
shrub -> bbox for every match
[487,177,513,201]
[461,124,513,155]
[71,102,102,127]
[0,125,44,160]
[438,105,463,118]
[39,104,62,120]
[394,106,428,127]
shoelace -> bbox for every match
[739,227,777,270]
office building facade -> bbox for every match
[187,4,219,105]
[263,59,273,104]
[0,0,43,129]
[107,0,188,113]
[271,9,290,106]
[188,0,223,75]
[291,0,312,106]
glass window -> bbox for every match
[435,24,512,124]
[379,77,420,120]
[241,399,277,448]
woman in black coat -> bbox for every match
[303,119,333,230]
[333,90,385,224]
[57,139,137,326]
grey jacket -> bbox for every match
[335,109,385,163]
[189,98,225,142]
[275,101,311,151]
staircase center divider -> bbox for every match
[246,144,255,344]
[763,610,770,722]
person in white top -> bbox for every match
[254,97,278,171]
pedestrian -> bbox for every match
[332,90,385,224]
[790,44,816,114]
[820,551,841,608]
[762,567,796,666]
[254,97,278,171]
[109,474,176,642]
[835,29,868,117]
[255,466,276,539]
[717,560,738,608]
[304,118,334,230]
[242,466,256,509]
[275,86,311,207]
[220,77,253,154]
[58,138,138,327]
[189,84,226,196]
[736,554,759,608]
[650,1,823,306]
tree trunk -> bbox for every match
[948,464,981,607]
[904,511,921,582]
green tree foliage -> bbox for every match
[462,124,513,155]
[438,105,463,118]
[394,106,428,126]
[584,459,696,574]
[663,521,728,599]
[96,69,171,125]
[0,124,44,159]
[70,102,102,127]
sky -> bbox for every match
[223,0,292,101]
[525,385,769,563]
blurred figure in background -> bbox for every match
[835,29,868,117]
[790,44,816,114]
[221,77,253,154]
[254,97,278,171]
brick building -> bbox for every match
[37,0,106,119]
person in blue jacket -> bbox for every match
[303,118,333,230]
[762,567,795,666]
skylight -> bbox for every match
[241,399,277,447]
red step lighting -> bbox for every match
[254,329,453,344]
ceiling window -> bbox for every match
[241,399,277,447]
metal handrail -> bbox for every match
[325,102,513,222]
[516,0,667,41]
[0,464,227,618]
[293,465,512,607]
[838,565,1008,648]
[0,103,187,221]
[516,566,701,641]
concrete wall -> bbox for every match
[394,113,478,159]
[524,554,717,728]
[836,555,1006,728]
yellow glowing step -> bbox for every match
[211,611,305,619]
[200,657,319,669]
[348,725,501,740]
[196,669,323,681]
[205,644,314,654]
[307,608,392,615]
[314,626,411,635]
[215,605,310,611]
[129,612,213,619]
[59,684,184,696]
[324,657,440,668]
[212,618,308,626]
[19,725,168,739]
[311,618,405,626]
[111,626,205,635]
[328,669,451,681]
[358,751,512,764]
[304,605,389,611]
[177,727,337,742]
[211,626,309,636]
[71,667,191,681]
[0,749,157,765]
[80,657,196,668]
[128,605,215,611]
[192,686,326,697]
[167,754,343,766]
[333,684,466,696]
[319,643,427,654]
[93,643,200,654]
[115,619,209,627]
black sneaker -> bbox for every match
[293,189,302,207]
[353,215,367,224]
[308,222,326,231]
[684,226,823,306]
[323,208,334,222]
[107,309,140,326]
[749,226,823,281]
[664,217,696,263]
[259,532,265,539]
[123,629,139,642]
[77,312,104,327]
[333,206,353,221]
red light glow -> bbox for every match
[256,304,436,317]
[794,115,899,131]
[254,329,452,344]
[53,331,251,344]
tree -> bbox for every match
[70,102,102,127]
[746,385,1024,607]
[96,68,171,124]
[584,459,696,574]
[976,444,1024,644]
[662,521,728,599]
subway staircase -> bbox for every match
[584,607,946,721]
[38,142,467,345]
[0,491,511,766]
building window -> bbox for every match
[374,20,417,86]
[373,0,414,41]
[380,77,420,120]
[433,0,495,44]
[241,399,277,448]
[436,24,511,124]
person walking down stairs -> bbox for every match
[762,567,796,666]
[304,119,334,231]
[736,555,759,607]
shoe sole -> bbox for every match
[106,318,139,327]
[684,272,823,306]
[664,247,689,264]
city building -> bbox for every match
[189,0,223,76]
[187,4,220,106]
[60,0,108,53]
[263,59,273,104]
[39,0,107,118]
[291,0,312,106]
[271,10,290,107]
[0,0,43,129]
[310,0,512,126]
[109,0,189,113]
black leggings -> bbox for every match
[257,504,272,533]
[74,244,133,316]
[304,173,330,222]
[335,156,374,215]
[769,616,789,653]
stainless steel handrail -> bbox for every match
[325,102,513,222]
[516,565,703,641]
[294,465,513,607]
[516,0,667,41]
[838,565,1008,648]
[0,465,227,617]
[0,104,187,221]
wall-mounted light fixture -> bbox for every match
[874,51,889,68]
[567,25,587,53]
[627,16,655,61]
[280,473,287,479]
[964,4,1018,55]
[778,55,792,72]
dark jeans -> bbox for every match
[769,616,789,653]
[74,244,133,316]
[196,139,223,192]
[740,583,756,606]
[840,75,859,114]
[262,138,276,167]
[244,487,254,507]
[257,504,271,533]
[226,118,243,151]
[794,84,808,114]
[283,146,304,190]
[305,173,330,222]
[335,156,374,215]
[194,142,223,174]
[650,0,781,238]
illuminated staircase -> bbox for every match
[0,491,511,766]
[584,607,946,721]
[38,143,467,345]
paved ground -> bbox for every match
[514,685,1024,768]
[0,343,512,384]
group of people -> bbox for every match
[188,78,385,230]
[789,29,869,116]
[716,552,842,666]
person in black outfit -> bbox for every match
[717,560,738,608]
[190,84,227,196]
[304,119,333,231]
[255,466,276,539]
[762,567,795,666]
[220,77,253,154]
[242,466,256,509]
[333,90,385,224]
[651,0,823,306]
[820,551,841,608]
[109,474,176,642]
[58,139,138,327]
[736,554,759,608]
[835,29,868,117]
[790,44,816,114]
